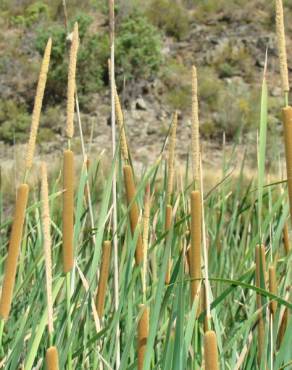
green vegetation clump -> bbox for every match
[0,100,31,144]
[146,0,190,40]
[10,2,49,27]
[35,12,162,100]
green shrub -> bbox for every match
[11,1,49,27]
[161,60,191,111]
[35,13,104,101]
[35,12,162,100]
[146,0,189,40]
[116,14,162,84]
[0,100,31,144]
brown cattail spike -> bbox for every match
[46,346,59,370]
[25,38,52,170]
[277,307,288,348]
[165,204,172,284]
[204,330,219,370]
[282,107,292,219]
[123,165,143,265]
[41,162,54,334]
[275,0,290,93]
[63,150,74,273]
[138,305,149,370]
[0,184,29,320]
[255,244,266,364]
[66,22,79,139]
[269,265,278,315]
[96,241,111,319]
[283,222,290,254]
[190,190,201,301]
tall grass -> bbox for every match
[0,1,292,369]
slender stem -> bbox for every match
[285,91,289,107]
[109,0,120,367]
[0,319,4,357]
[66,272,72,370]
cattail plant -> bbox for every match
[282,107,292,218]
[255,244,266,364]
[114,84,129,162]
[142,183,150,298]
[46,346,59,370]
[0,184,29,321]
[63,21,79,370]
[269,265,277,316]
[137,304,149,370]
[25,38,52,173]
[204,330,219,370]
[165,112,177,284]
[283,222,290,254]
[96,241,111,319]
[41,163,59,369]
[275,0,289,102]
[190,190,201,302]
[191,65,200,187]
[66,22,79,139]
[63,150,74,274]
[123,165,143,265]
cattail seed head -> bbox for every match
[190,190,201,302]
[282,107,292,219]
[283,222,290,255]
[96,241,111,319]
[269,265,278,315]
[167,112,178,204]
[41,162,54,334]
[0,184,29,320]
[123,165,143,265]
[25,38,52,170]
[114,86,129,161]
[142,183,150,295]
[46,346,59,370]
[66,22,79,139]
[191,65,200,186]
[275,0,290,93]
[63,150,74,273]
[204,330,219,370]
[138,304,149,370]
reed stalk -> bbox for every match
[138,305,149,370]
[114,84,129,162]
[190,190,201,303]
[41,163,54,341]
[282,107,292,219]
[25,38,52,173]
[166,112,178,204]
[142,183,150,299]
[204,330,219,370]
[108,0,120,365]
[255,244,266,365]
[96,241,111,319]
[165,204,172,285]
[123,165,143,265]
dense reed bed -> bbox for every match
[0,1,292,369]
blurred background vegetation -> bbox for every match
[0,0,291,160]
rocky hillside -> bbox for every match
[0,0,291,172]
